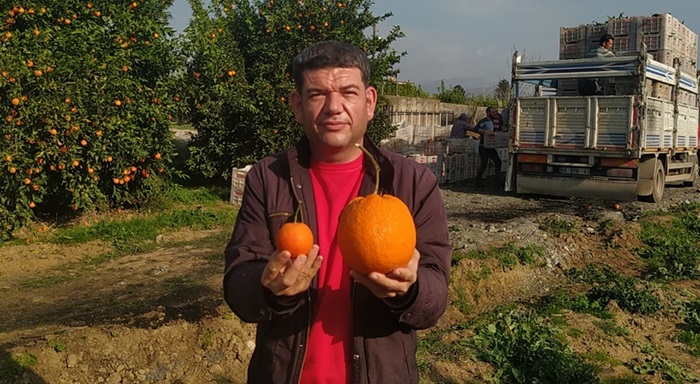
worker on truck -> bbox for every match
[578,33,615,96]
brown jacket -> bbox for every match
[224,136,452,384]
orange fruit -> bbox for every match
[29,202,36,208]
[154,153,161,160]
[23,178,31,185]
[275,222,314,258]
[114,99,122,106]
[338,194,416,275]
[11,98,19,106]
[80,139,88,146]
[614,203,621,210]
[337,144,416,275]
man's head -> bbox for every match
[600,34,615,50]
[292,40,371,93]
[290,41,377,163]
[458,113,467,121]
[486,107,499,120]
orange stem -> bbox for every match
[355,143,380,195]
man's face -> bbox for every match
[489,109,499,120]
[603,39,614,50]
[291,67,377,162]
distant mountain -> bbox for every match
[419,77,498,96]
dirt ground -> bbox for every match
[1,176,700,384]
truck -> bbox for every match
[505,47,699,202]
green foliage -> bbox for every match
[566,266,661,315]
[676,298,700,356]
[539,217,576,237]
[494,79,510,105]
[628,349,698,383]
[48,340,67,353]
[0,1,178,239]
[470,312,599,384]
[455,243,543,270]
[0,352,37,380]
[181,0,405,179]
[434,81,467,104]
[638,203,700,280]
[593,319,630,337]
[378,79,429,98]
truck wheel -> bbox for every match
[650,163,665,203]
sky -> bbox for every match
[167,0,700,92]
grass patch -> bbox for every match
[582,349,622,369]
[565,266,661,315]
[638,202,700,280]
[0,352,37,380]
[594,319,630,337]
[453,243,543,270]
[469,311,599,383]
[539,217,576,237]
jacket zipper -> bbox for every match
[290,175,311,384]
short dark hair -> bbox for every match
[599,33,615,46]
[291,40,371,92]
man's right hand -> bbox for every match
[262,245,323,298]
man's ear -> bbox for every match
[365,86,378,121]
[291,90,302,124]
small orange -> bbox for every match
[614,203,621,210]
[11,98,19,106]
[154,152,161,160]
[29,202,36,208]
[276,222,314,258]
[114,99,122,106]
[9,166,16,174]
[80,139,88,146]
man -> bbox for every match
[223,40,452,384]
[450,112,471,138]
[587,33,615,58]
[474,107,503,187]
[579,33,615,95]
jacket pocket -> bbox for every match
[267,210,292,246]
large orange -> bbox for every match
[275,222,313,259]
[338,194,415,275]
[337,144,416,275]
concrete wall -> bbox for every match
[386,96,488,127]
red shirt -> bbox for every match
[301,154,364,384]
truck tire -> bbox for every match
[650,163,665,203]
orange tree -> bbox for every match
[0,1,179,239]
[181,0,404,179]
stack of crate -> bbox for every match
[559,13,698,105]
[559,13,698,73]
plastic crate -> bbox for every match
[230,165,253,205]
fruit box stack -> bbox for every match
[230,165,253,205]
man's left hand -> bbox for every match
[349,249,420,299]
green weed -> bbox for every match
[469,311,599,384]
[48,340,67,353]
[594,320,630,337]
[628,349,697,382]
[582,349,621,369]
[456,243,543,270]
[539,217,576,237]
[601,374,645,384]
[638,204,700,280]
[452,289,475,315]
[566,266,661,315]
[0,352,37,379]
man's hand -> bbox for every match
[349,249,420,299]
[262,245,323,298]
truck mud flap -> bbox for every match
[516,175,638,201]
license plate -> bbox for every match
[558,167,590,175]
